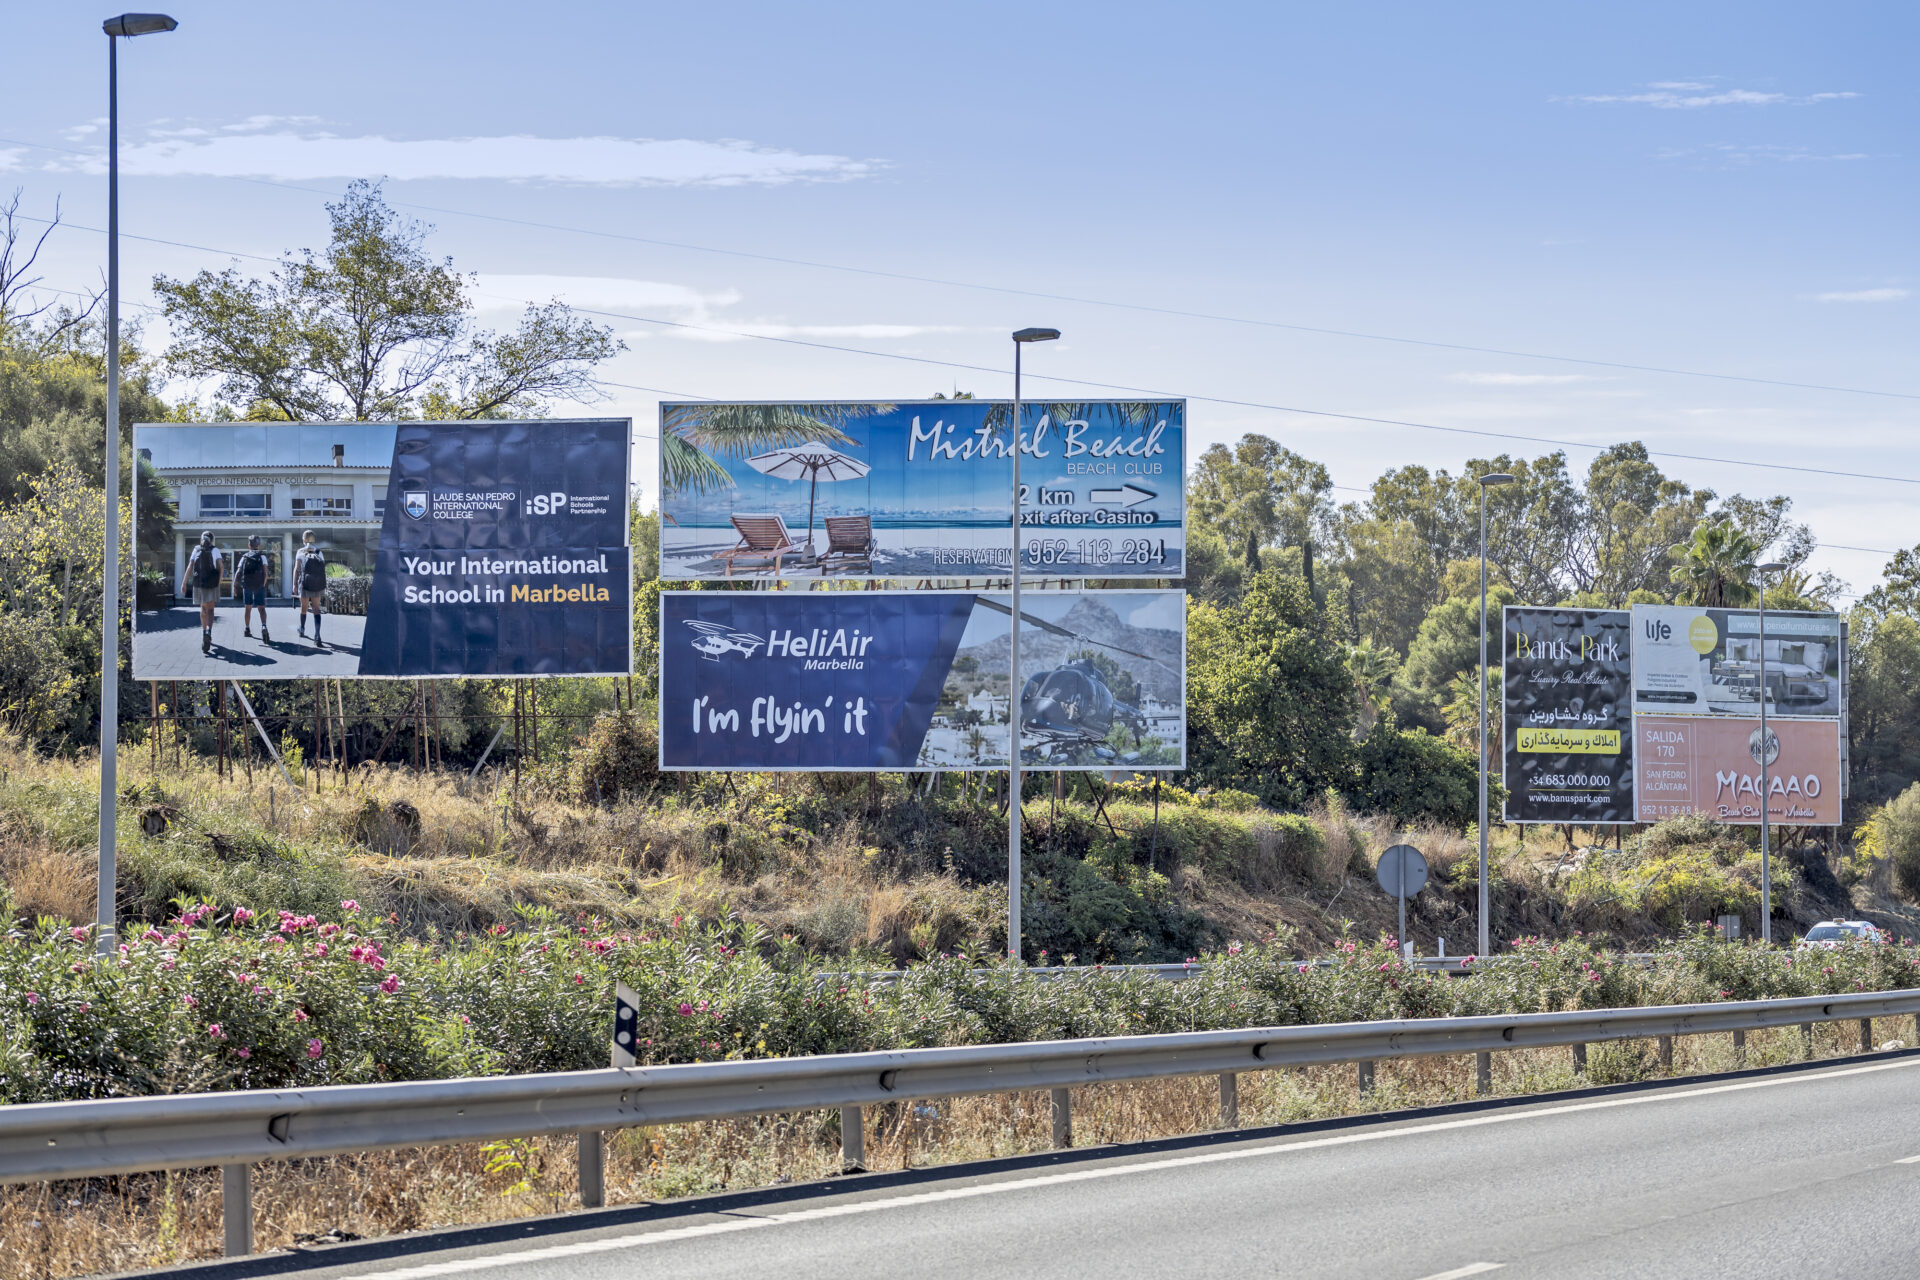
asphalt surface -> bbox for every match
[134,606,365,678]
[148,1055,1920,1280]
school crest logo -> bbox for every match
[403,489,428,520]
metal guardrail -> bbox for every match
[827,953,1660,985]
[5,986,1915,1257]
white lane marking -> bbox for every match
[1413,1266,1504,1280]
[349,1057,1920,1280]
[1896,1155,1920,1164]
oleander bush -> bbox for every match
[3,903,1915,1105]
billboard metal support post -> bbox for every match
[1755,562,1785,944]
[97,13,178,953]
[1006,327,1059,963]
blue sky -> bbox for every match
[5,2,1914,599]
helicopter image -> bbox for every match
[1019,657,1150,765]
[683,619,766,661]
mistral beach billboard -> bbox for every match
[659,590,1186,771]
[132,419,633,679]
[658,401,1184,579]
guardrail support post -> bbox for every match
[578,1130,605,1208]
[221,1163,253,1257]
[1732,1029,1746,1066]
[1800,1022,1814,1057]
[1475,1051,1491,1096]
[1218,1073,1238,1129]
[1657,1035,1673,1073]
[1050,1087,1072,1148]
[1861,1018,1874,1054]
[840,1105,865,1171]
[1357,1060,1375,1095]
[1571,1043,1587,1075]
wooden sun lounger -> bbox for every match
[718,513,801,577]
[819,515,875,575]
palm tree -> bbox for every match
[660,403,887,496]
[1668,518,1761,606]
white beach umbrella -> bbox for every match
[744,441,870,549]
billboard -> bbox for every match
[1501,607,1634,824]
[658,401,1184,580]
[1630,605,1841,720]
[132,420,633,679]
[659,589,1185,771]
[1634,716,1841,825]
[1630,605,1842,825]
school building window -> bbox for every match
[199,492,270,519]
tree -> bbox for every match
[1848,610,1920,812]
[1669,518,1760,606]
[660,403,869,496]
[1189,435,1333,558]
[152,181,621,422]
[1402,586,1517,696]
[1184,571,1357,807]
[1355,720,1480,830]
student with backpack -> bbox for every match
[294,530,329,648]
[236,534,272,643]
[180,531,224,654]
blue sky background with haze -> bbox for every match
[4,2,1914,597]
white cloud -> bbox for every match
[47,123,874,186]
[1816,287,1909,303]
[0,148,22,174]
[1567,85,1856,109]
[475,274,741,321]
[1449,372,1594,386]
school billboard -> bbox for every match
[1630,604,1843,825]
[1501,607,1634,824]
[132,420,633,679]
[658,401,1184,580]
[658,589,1185,771]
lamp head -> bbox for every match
[1756,561,1787,574]
[1478,472,1515,487]
[1012,328,1060,343]
[103,13,177,36]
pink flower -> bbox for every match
[306,1038,324,1059]
[78,1002,90,1013]
[313,943,329,958]
[69,926,88,942]
[378,975,400,995]
[319,923,341,937]
[293,1009,309,1022]
[573,974,585,985]
[208,1023,225,1040]
[236,1047,252,1059]
[181,994,197,1008]
[678,1002,693,1017]
[341,900,360,914]
[232,908,255,924]
[1462,956,1477,966]
[24,992,38,1006]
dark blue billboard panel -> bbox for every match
[131,419,632,679]
[659,589,1186,771]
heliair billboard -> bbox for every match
[658,401,1184,580]
[132,420,633,679]
[659,589,1185,771]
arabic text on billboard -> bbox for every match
[132,420,634,679]
[659,589,1185,771]
[659,401,1185,580]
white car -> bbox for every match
[1797,919,1883,949]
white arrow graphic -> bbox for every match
[1089,483,1156,507]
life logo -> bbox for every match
[527,491,571,516]
[684,619,765,661]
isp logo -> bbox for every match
[403,489,428,520]
[527,491,570,516]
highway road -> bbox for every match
[164,1055,1920,1280]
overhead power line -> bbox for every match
[4,131,1920,403]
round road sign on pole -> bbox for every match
[1376,844,1429,898]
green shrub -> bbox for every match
[1355,722,1479,829]
[575,710,663,806]
[1866,783,1920,900]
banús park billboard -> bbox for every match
[132,419,633,679]
[1501,607,1633,824]
[658,589,1185,771]
[658,401,1184,580]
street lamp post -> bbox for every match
[98,13,177,953]
[1476,472,1514,959]
[1007,327,1059,962]
[1755,560,1787,944]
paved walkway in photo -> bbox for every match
[133,604,366,679]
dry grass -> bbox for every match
[5,1020,1908,1280]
